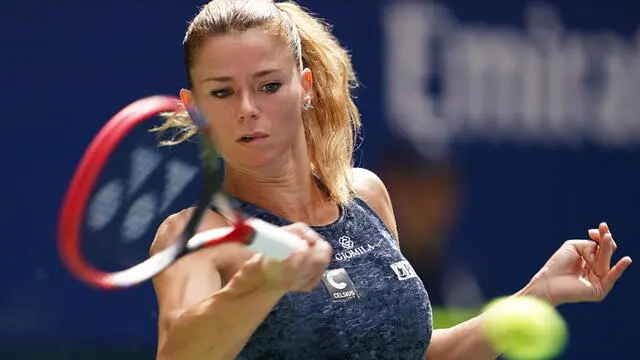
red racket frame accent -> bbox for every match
[58,95,183,289]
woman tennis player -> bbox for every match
[150,1,632,359]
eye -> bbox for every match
[261,82,282,94]
[210,88,233,98]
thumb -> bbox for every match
[564,239,598,266]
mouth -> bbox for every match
[237,132,269,143]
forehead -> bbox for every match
[191,29,296,78]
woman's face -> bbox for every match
[185,29,312,169]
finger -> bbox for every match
[297,238,332,279]
[305,231,317,246]
[599,222,609,241]
[603,256,633,294]
[594,233,615,277]
[284,222,323,247]
[283,222,312,237]
[610,235,617,252]
[588,229,601,262]
[567,239,598,266]
[599,222,617,250]
[302,243,333,290]
[304,228,325,247]
[280,248,319,289]
[293,270,319,290]
[315,237,333,263]
[301,272,325,292]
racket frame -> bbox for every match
[58,95,303,290]
[58,96,220,289]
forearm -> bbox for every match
[425,313,498,360]
[425,285,540,360]
[158,274,285,360]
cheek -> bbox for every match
[264,90,303,131]
[198,105,236,146]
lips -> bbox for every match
[237,132,269,143]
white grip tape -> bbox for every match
[187,227,234,251]
[186,218,305,261]
[107,220,303,287]
[244,218,305,261]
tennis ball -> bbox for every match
[482,296,568,360]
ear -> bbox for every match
[301,68,313,98]
[179,88,194,108]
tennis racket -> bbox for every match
[58,95,303,290]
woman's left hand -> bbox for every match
[524,222,632,306]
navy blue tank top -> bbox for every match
[225,196,433,359]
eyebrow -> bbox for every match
[201,68,283,83]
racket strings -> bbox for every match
[81,116,203,271]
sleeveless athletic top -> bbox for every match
[219,196,433,360]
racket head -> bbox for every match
[58,95,221,290]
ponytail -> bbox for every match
[277,1,362,205]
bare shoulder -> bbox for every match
[150,207,229,255]
[351,168,388,207]
[350,167,399,242]
[149,209,189,256]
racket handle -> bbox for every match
[245,218,306,261]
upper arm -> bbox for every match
[150,208,228,348]
[351,167,400,244]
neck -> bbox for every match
[222,157,337,226]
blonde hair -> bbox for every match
[154,0,361,205]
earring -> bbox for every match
[303,99,312,111]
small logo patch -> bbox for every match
[390,260,418,280]
[322,268,359,302]
[338,236,354,249]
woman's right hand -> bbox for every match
[236,222,333,294]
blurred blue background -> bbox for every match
[1,0,637,359]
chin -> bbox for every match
[224,139,299,170]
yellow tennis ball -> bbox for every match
[482,296,568,360]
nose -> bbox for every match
[238,91,259,120]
